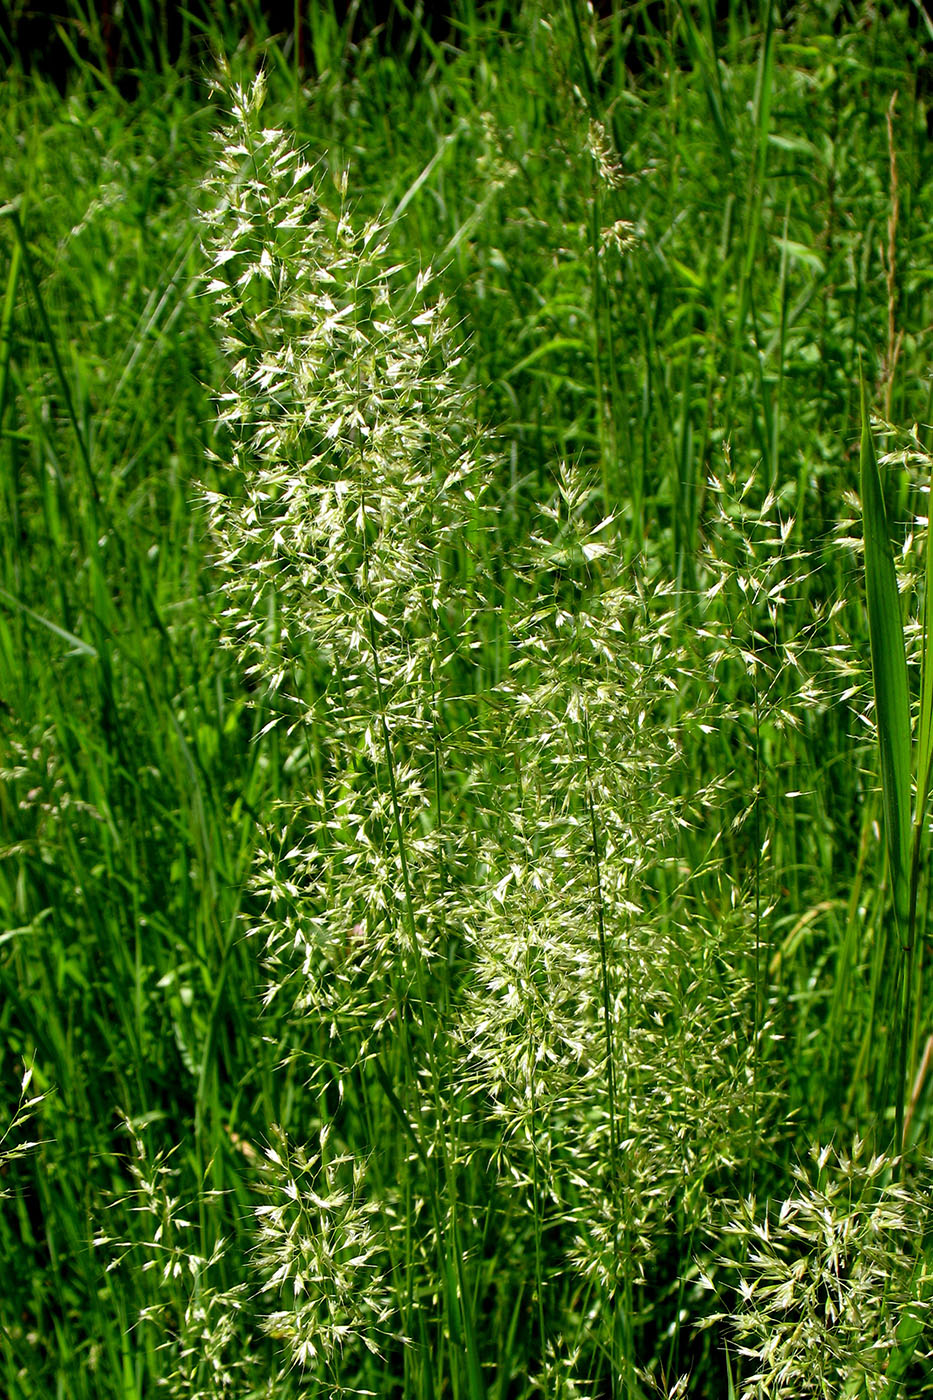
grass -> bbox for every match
[1,1,933,1396]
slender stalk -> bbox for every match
[528,1044,549,1383]
[363,579,484,1399]
[582,707,634,1400]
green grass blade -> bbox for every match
[860,373,911,932]
[0,583,98,657]
[915,458,933,829]
[4,204,100,509]
[0,234,21,430]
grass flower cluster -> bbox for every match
[719,1140,933,1398]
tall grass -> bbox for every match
[2,2,933,1396]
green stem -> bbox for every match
[363,599,484,1400]
[582,707,633,1399]
[528,1047,548,1383]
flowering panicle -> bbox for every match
[717,1140,933,1398]
[200,74,495,1023]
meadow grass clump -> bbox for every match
[195,72,778,1397]
[198,76,802,1387]
[3,3,933,1397]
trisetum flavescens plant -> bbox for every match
[192,65,871,1400]
[194,67,786,1397]
[198,68,496,1394]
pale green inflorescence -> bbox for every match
[718,1139,933,1399]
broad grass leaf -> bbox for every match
[860,375,911,930]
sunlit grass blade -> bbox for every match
[0,230,21,431]
[860,372,911,933]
